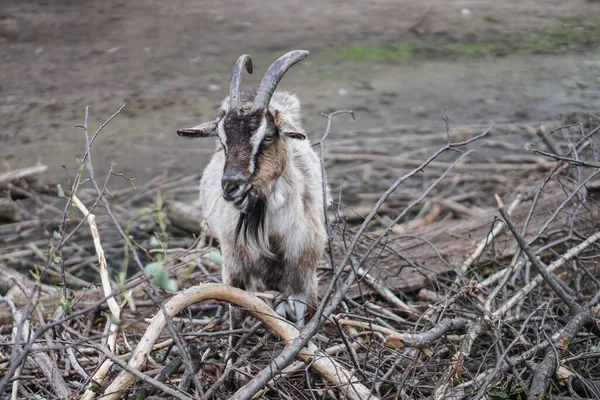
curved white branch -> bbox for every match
[103,283,374,400]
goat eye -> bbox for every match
[263,133,275,142]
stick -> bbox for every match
[71,195,120,318]
[459,195,522,276]
[72,195,123,400]
[495,194,582,313]
[102,283,373,400]
[326,153,549,171]
[0,165,48,186]
[2,294,71,399]
[334,317,467,350]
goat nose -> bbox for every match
[222,179,243,200]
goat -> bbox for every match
[177,50,327,339]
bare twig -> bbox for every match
[2,294,71,399]
[88,341,194,400]
[72,194,122,400]
[335,317,467,350]
[319,110,355,288]
[527,144,600,168]
[102,283,373,400]
[496,194,582,313]
[460,195,522,276]
[0,165,48,186]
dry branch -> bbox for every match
[103,283,374,400]
[335,317,467,350]
[0,165,48,186]
[334,184,592,298]
[0,199,22,222]
[4,295,71,399]
[166,200,204,234]
[1,110,599,399]
[496,194,581,313]
[72,195,123,400]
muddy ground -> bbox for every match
[1,0,600,190]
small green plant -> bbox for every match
[58,288,72,314]
[488,389,508,399]
[145,261,178,292]
[329,43,414,64]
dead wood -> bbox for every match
[0,165,48,187]
[166,200,204,234]
[328,182,597,299]
[103,283,374,400]
[8,303,71,399]
[0,199,22,222]
[1,111,599,399]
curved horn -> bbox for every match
[251,50,309,112]
[229,54,253,111]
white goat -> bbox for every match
[177,50,327,338]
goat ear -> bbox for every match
[272,111,306,140]
[283,131,307,140]
[177,120,218,138]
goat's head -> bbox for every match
[178,50,308,215]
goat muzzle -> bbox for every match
[221,177,247,200]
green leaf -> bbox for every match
[154,265,169,284]
[62,299,72,314]
[145,261,177,292]
[489,390,508,400]
[163,279,178,292]
[30,265,41,284]
[117,270,126,284]
[210,250,224,265]
[144,262,161,275]
[109,314,121,325]
[53,231,62,240]
[124,291,136,311]
[149,236,161,248]
[56,183,66,198]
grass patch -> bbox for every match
[556,15,585,25]
[483,15,501,24]
[423,20,600,58]
[319,18,600,67]
[327,43,414,63]
[522,23,599,53]
[435,40,508,58]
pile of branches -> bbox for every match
[0,106,599,400]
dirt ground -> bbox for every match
[1,0,600,188]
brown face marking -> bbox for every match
[251,112,287,195]
[252,136,288,198]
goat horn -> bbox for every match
[229,54,253,111]
[251,50,309,112]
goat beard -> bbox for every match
[234,192,269,252]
